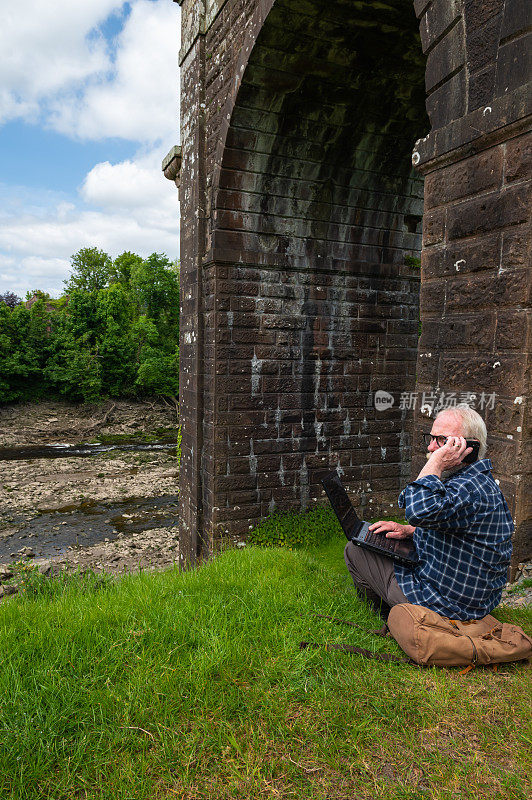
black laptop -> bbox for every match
[321,471,418,567]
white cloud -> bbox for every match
[0,254,70,299]
[1,1,179,145]
[81,152,173,210]
[0,1,181,299]
[50,1,179,143]
[0,1,123,125]
[0,149,179,299]
[80,150,180,232]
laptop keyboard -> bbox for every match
[364,531,400,552]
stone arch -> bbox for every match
[205,0,429,546]
[173,0,531,568]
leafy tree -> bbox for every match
[129,255,180,395]
[44,340,103,402]
[111,251,144,287]
[0,303,15,401]
[1,248,180,404]
[0,291,21,308]
[65,289,100,345]
[43,308,103,403]
[64,247,114,294]
[97,282,133,329]
[24,289,51,303]
[96,284,136,396]
[0,299,51,402]
[131,253,179,326]
[135,347,179,396]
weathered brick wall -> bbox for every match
[415,132,531,566]
[176,1,207,563]
[413,0,531,568]
[175,0,531,565]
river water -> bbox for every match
[0,496,179,562]
[0,441,177,460]
[0,438,179,565]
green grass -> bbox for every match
[0,535,530,800]
[248,505,341,549]
[86,427,180,445]
[404,255,421,269]
[247,507,407,550]
[505,577,532,596]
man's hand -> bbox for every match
[368,520,415,539]
[416,436,473,481]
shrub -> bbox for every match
[249,506,341,549]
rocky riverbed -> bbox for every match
[0,400,182,581]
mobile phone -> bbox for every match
[462,439,480,464]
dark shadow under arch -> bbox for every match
[207,0,430,531]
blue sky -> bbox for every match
[0,125,139,192]
[0,0,180,299]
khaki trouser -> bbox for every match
[344,540,409,608]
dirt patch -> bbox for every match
[0,398,177,447]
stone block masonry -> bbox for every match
[416,128,531,566]
[412,0,531,569]
[172,0,531,570]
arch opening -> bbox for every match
[209,0,430,539]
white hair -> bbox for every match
[435,403,488,459]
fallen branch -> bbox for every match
[170,395,179,421]
[84,402,116,432]
[161,395,179,422]
[98,402,116,428]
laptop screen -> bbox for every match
[322,472,361,538]
[322,470,418,564]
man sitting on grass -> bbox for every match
[344,404,514,621]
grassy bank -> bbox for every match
[0,534,530,800]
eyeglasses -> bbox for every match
[422,433,450,447]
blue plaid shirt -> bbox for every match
[394,459,513,620]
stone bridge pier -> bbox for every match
[166,0,531,569]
